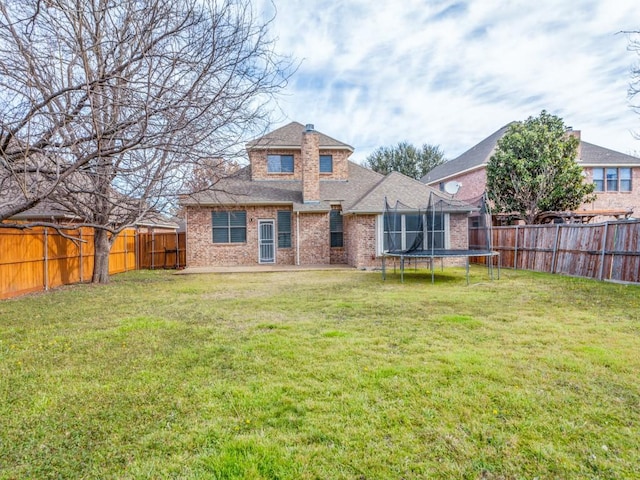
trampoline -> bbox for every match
[381,193,500,284]
[381,249,500,285]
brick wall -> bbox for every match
[186,205,295,267]
[249,148,351,182]
[449,214,469,249]
[345,214,380,269]
[320,149,351,181]
[427,168,487,200]
[582,167,640,215]
[297,212,330,264]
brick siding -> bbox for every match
[249,148,351,182]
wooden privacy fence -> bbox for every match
[0,227,136,300]
[488,220,640,283]
[137,232,186,269]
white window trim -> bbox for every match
[376,213,450,256]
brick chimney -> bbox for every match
[566,127,582,160]
[301,124,320,203]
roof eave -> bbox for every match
[246,144,354,152]
[423,164,487,184]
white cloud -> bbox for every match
[259,0,640,161]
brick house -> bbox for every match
[421,124,640,221]
[182,122,474,269]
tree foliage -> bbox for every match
[0,0,290,282]
[486,111,596,224]
[364,141,445,180]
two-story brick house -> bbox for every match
[182,122,474,269]
[421,124,640,220]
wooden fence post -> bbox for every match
[551,224,561,274]
[43,228,49,291]
[598,223,609,281]
[79,229,83,282]
[514,226,519,270]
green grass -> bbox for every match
[1,267,639,479]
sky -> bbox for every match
[256,0,640,163]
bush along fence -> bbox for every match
[490,219,640,283]
[0,228,185,300]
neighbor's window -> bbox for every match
[267,154,294,173]
[606,168,618,191]
[620,168,632,192]
[212,211,246,243]
[593,168,604,192]
[277,210,292,248]
[382,213,447,252]
[320,154,333,173]
[593,167,632,192]
[330,210,343,247]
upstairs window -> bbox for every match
[320,155,333,173]
[277,210,292,248]
[620,168,632,192]
[593,168,604,192]
[267,154,294,173]
[606,168,618,191]
[212,211,246,243]
[593,167,632,192]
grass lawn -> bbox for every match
[1,267,639,479]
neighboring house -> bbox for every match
[2,197,180,232]
[421,125,640,220]
[181,122,474,269]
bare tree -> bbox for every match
[0,0,290,282]
[630,31,640,138]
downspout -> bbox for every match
[296,211,300,266]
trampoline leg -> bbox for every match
[466,257,470,286]
[401,256,405,283]
[431,259,435,284]
[382,256,386,281]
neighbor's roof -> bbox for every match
[421,124,512,185]
[246,121,354,151]
[421,124,640,185]
[578,142,640,166]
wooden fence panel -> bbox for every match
[138,232,186,269]
[0,227,138,299]
[0,228,46,299]
[490,220,640,283]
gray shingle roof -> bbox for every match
[346,172,470,214]
[420,124,512,184]
[246,122,354,151]
[182,162,387,212]
[421,123,640,185]
[578,141,640,166]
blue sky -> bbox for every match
[257,0,640,162]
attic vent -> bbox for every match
[305,124,314,132]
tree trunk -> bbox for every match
[92,229,112,284]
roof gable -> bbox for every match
[246,121,354,151]
[421,124,511,184]
[347,171,443,213]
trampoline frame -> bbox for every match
[381,249,500,285]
